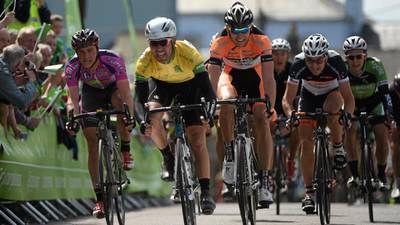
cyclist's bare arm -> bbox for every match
[338,81,355,115]
[67,86,80,115]
[116,79,134,117]
[262,60,276,108]
[282,82,299,118]
[208,64,222,93]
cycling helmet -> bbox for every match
[224,1,253,28]
[145,17,176,40]
[394,73,400,91]
[343,35,367,54]
[302,34,329,57]
[71,28,99,50]
[272,38,291,51]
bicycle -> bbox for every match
[217,97,268,225]
[352,111,378,222]
[292,108,343,225]
[69,104,131,225]
[141,99,209,225]
[272,115,290,215]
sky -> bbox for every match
[339,0,400,22]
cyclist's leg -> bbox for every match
[147,78,175,180]
[111,90,134,170]
[373,121,390,190]
[323,90,347,169]
[390,128,400,196]
[217,71,237,185]
[287,128,300,180]
[345,121,360,186]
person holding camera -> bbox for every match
[0,44,38,110]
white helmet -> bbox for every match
[343,36,367,54]
[145,17,177,40]
[302,34,329,57]
[272,38,291,51]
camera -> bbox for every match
[24,60,36,71]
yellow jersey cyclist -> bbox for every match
[283,34,355,214]
[343,36,392,191]
[208,1,276,208]
[65,29,135,218]
[134,17,217,214]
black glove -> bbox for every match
[66,120,80,134]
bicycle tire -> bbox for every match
[237,138,256,225]
[322,140,331,225]
[114,151,125,225]
[99,138,115,225]
[365,143,374,222]
[274,145,281,215]
[176,138,196,225]
[315,138,327,225]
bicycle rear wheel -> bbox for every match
[237,138,256,225]
[176,139,196,225]
[114,151,126,225]
[99,138,115,225]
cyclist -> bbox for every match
[343,36,392,192]
[135,17,216,214]
[271,38,301,181]
[282,34,355,214]
[208,1,276,207]
[389,74,400,198]
[65,28,135,218]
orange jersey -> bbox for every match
[209,26,273,72]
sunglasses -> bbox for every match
[347,54,364,61]
[149,39,169,47]
[230,26,250,34]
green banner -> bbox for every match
[64,0,82,58]
[0,116,171,201]
[121,0,138,61]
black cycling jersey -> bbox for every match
[274,61,292,115]
[289,50,348,96]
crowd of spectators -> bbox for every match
[0,0,78,159]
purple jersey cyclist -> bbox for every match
[65,28,134,219]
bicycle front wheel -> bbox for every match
[114,151,126,225]
[99,138,115,225]
[176,138,196,225]
[315,138,329,225]
[274,145,282,215]
[237,138,256,225]
[365,143,375,222]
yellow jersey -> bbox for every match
[135,40,206,83]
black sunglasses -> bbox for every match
[150,39,168,47]
[347,55,363,60]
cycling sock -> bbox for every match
[159,145,172,158]
[120,140,130,152]
[259,170,270,188]
[224,140,234,161]
[305,185,315,195]
[349,160,359,177]
[94,186,103,202]
[199,178,210,193]
[377,164,386,181]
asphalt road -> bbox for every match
[51,202,400,225]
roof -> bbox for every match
[177,0,346,21]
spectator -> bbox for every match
[8,29,18,44]
[50,14,65,64]
[16,27,37,52]
[1,0,51,30]
[0,44,38,110]
[0,12,15,29]
[42,30,55,54]
[0,28,10,52]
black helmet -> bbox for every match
[224,1,253,28]
[71,28,99,50]
[394,73,400,91]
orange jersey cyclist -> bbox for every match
[208,1,276,208]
